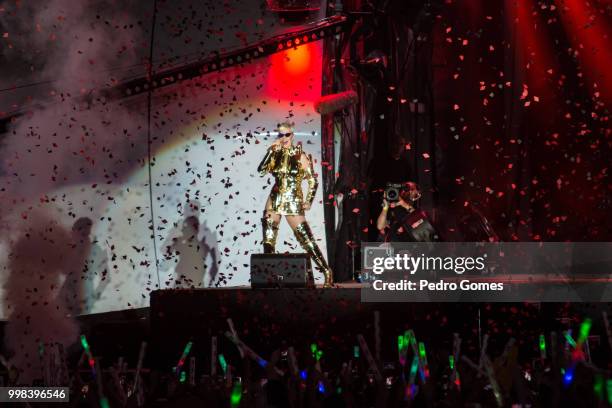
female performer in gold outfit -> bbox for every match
[257,122,333,287]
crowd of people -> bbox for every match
[1,304,610,407]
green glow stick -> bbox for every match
[80,335,90,352]
[593,374,603,399]
[449,355,455,371]
[230,380,242,407]
[398,335,405,352]
[564,331,576,349]
[310,343,317,355]
[176,341,193,375]
[219,354,228,374]
[539,334,546,359]
[418,342,430,380]
[607,379,612,405]
[408,355,419,383]
[577,318,592,345]
[418,342,426,360]
[80,335,95,369]
[310,343,322,361]
[406,330,416,347]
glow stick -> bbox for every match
[94,360,106,407]
[357,334,382,382]
[451,334,461,389]
[353,345,360,359]
[189,356,196,386]
[577,318,592,345]
[374,311,381,364]
[563,318,593,387]
[452,333,462,361]
[482,356,503,407]
[573,318,591,360]
[211,336,217,376]
[593,374,603,400]
[406,355,419,400]
[224,331,284,376]
[409,356,418,379]
[175,341,193,376]
[109,367,127,404]
[418,342,430,381]
[227,318,244,358]
[539,334,546,359]
[136,373,145,407]
[563,365,574,387]
[230,380,242,407]
[564,330,576,349]
[398,332,409,366]
[310,344,323,361]
[607,379,612,405]
[478,334,489,371]
[584,337,592,363]
[226,364,232,387]
[449,355,461,389]
[317,381,325,393]
[132,341,147,401]
[80,335,96,373]
[404,330,424,379]
[219,354,228,374]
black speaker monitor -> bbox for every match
[250,253,314,288]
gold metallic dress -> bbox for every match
[257,143,317,215]
[257,143,333,287]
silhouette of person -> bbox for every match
[163,216,219,288]
[58,217,110,315]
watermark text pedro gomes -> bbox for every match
[372,279,503,291]
[361,242,612,302]
[370,253,503,292]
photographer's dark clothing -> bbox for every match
[379,207,439,242]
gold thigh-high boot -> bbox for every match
[293,221,333,287]
[262,217,279,253]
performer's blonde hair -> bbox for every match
[277,121,295,131]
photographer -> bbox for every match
[376,182,439,242]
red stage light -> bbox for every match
[266,42,321,101]
[271,43,313,77]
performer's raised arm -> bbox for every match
[300,153,318,210]
[257,143,280,176]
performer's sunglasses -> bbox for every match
[277,132,293,138]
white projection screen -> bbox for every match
[0,13,327,317]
